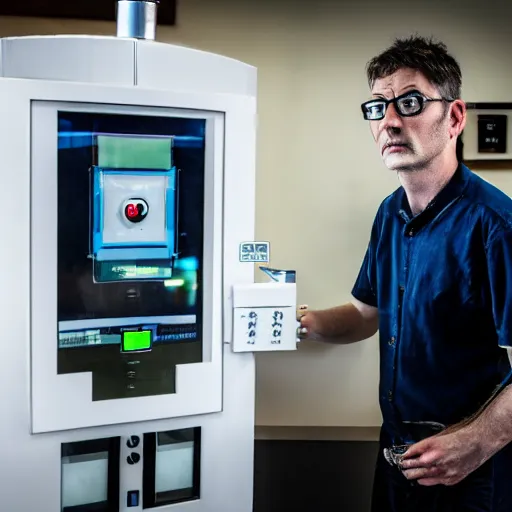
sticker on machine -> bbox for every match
[239,241,270,263]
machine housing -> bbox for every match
[0,31,297,512]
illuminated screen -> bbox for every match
[122,330,152,352]
[56,110,206,400]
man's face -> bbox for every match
[368,68,451,172]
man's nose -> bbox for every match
[380,102,403,131]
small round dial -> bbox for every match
[123,198,149,223]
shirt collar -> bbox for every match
[395,162,470,229]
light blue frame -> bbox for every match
[91,166,177,262]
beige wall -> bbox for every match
[2,0,512,427]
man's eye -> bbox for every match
[367,103,384,114]
[402,97,419,107]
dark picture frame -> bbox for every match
[462,102,512,170]
[0,0,177,25]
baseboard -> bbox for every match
[254,425,381,441]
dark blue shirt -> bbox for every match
[352,163,512,442]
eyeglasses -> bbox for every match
[361,90,454,121]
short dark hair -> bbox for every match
[365,35,462,100]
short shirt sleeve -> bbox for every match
[351,212,380,308]
[486,226,512,348]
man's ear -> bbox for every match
[450,100,467,137]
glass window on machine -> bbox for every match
[61,437,121,512]
[143,427,201,508]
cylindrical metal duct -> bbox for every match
[116,1,159,40]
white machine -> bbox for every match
[0,2,298,510]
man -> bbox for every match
[297,36,512,511]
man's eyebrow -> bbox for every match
[398,84,418,93]
[371,85,420,99]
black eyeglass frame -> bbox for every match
[360,90,454,121]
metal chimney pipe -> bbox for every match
[116,1,159,40]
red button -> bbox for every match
[126,204,138,218]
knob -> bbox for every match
[127,452,141,465]
[123,198,149,223]
[127,435,140,449]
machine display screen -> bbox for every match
[56,110,206,400]
[122,330,152,352]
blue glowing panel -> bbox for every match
[91,167,176,264]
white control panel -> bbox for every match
[120,434,143,510]
[232,283,297,352]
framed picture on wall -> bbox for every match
[477,114,507,153]
[461,102,512,170]
[0,0,177,25]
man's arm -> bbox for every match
[298,297,379,344]
[461,347,512,455]
[398,226,512,486]
[398,345,512,486]
[463,226,512,452]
